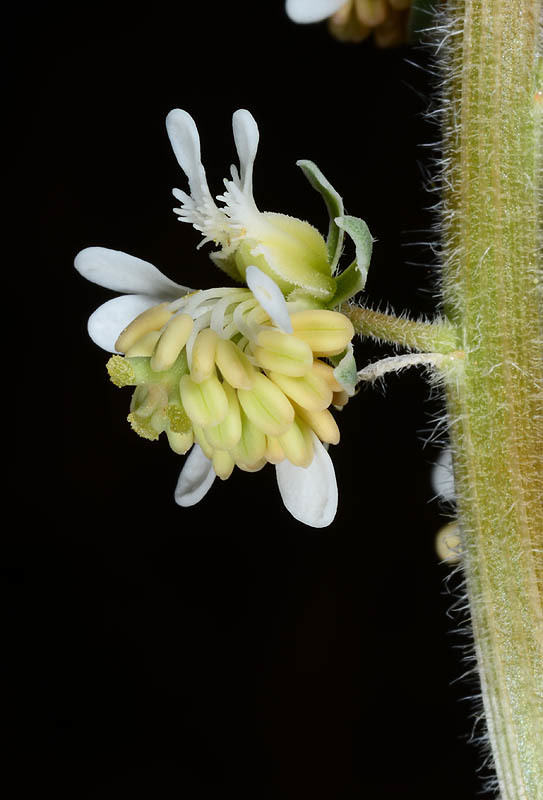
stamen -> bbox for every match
[215,338,256,390]
[277,417,314,468]
[294,405,340,445]
[290,310,355,356]
[268,368,333,412]
[125,331,161,358]
[253,329,313,376]
[166,428,194,455]
[212,449,235,481]
[237,373,295,437]
[179,373,229,428]
[204,383,242,450]
[231,410,267,468]
[115,303,173,353]
[190,328,219,383]
[150,313,194,372]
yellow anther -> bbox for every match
[231,410,267,468]
[236,458,267,473]
[269,366,333,412]
[125,331,161,358]
[179,374,229,428]
[237,373,295,437]
[311,359,344,392]
[106,355,136,387]
[253,328,313,377]
[204,383,242,450]
[166,428,194,455]
[150,313,193,373]
[265,436,285,465]
[212,449,235,481]
[127,412,160,441]
[290,309,355,356]
[192,425,214,460]
[277,417,314,468]
[295,405,340,445]
[190,328,219,383]
[215,338,256,390]
[166,403,192,434]
[115,303,173,353]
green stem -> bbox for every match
[438,2,543,797]
[342,303,459,352]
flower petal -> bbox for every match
[285,0,345,23]
[174,445,216,507]
[275,434,338,527]
[74,247,189,298]
[245,265,293,333]
[232,109,259,197]
[87,294,160,352]
[166,109,214,210]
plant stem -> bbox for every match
[343,304,459,352]
[438,2,543,797]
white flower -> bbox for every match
[75,247,344,527]
[431,446,456,504]
[166,108,336,302]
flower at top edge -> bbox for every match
[166,108,336,304]
[75,248,357,527]
[285,0,412,48]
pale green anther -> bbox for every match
[269,368,333,413]
[277,417,314,468]
[237,372,295,437]
[204,383,242,450]
[231,409,267,468]
[215,338,256,390]
[165,428,194,455]
[150,313,193,372]
[253,329,313,376]
[106,355,136,387]
[290,309,355,356]
[190,327,219,383]
[212,449,235,480]
[234,212,336,301]
[179,373,229,428]
[192,425,214,460]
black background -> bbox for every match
[16,1,489,797]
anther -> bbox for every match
[150,313,194,372]
[212,450,235,481]
[190,328,219,383]
[215,338,256,389]
[115,303,173,353]
[268,367,333,412]
[253,329,313,376]
[290,310,355,356]
[277,417,314,468]
[237,373,295,437]
[204,383,242,450]
[125,331,161,358]
[294,405,340,445]
[106,355,136,387]
[179,373,229,428]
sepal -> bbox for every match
[296,159,344,271]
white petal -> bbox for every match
[431,447,456,502]
[285,0,345,23]
[74,247,189,298]
[232,109,259,197]
[245,265,293,333]
[87,294,159,352]
[174,445,216,507]
[166,109,214,211]
[276,435,338,528]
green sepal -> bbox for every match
[296,159,344,272]
[327,215,373,306]
[331,344,358,397]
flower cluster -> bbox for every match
[75,108,372,526]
